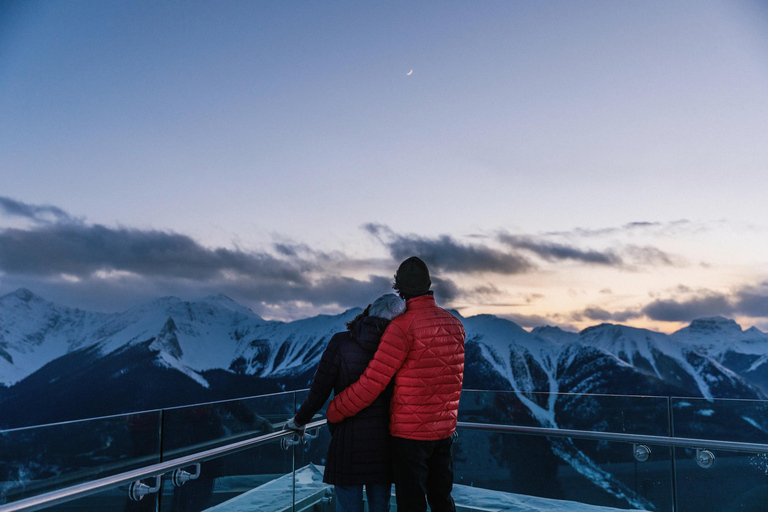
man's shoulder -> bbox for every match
[389,303,463,330]
[386,313,413,333]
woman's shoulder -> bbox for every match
[328,330,353,348]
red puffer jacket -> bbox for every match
[326,294,465,441]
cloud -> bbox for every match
[623,245,685,267]
[573,307,642,323]
[0,222,409,313]
[0,199,409,316]
[641,294,734,322]
[0,223,311,283]
[544,219,694,238]
[0,196,73,224]
[733,284,768,318]
[1,199,505,318]
[570,283,768,325]
[500,312,574,330]
[363,223,534,275]
[498,234,622,265]
[497,232,685,269]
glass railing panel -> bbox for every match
[671,397,768,512]
[157,433,297,512]
[41,483,159,512]
[158,391,298,511]
[456,391,673,511]
[453,427,672,512]
[460,389,670,435]
[292,389,343,511]
[160,391,296,460]
[0,410,161,509]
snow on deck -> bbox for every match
[452,484,648,511]
[203,463,329,512]
[201,464,648,512]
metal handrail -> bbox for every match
[456,421,768,454]
[0,419,327,512]
[7,418,768,512]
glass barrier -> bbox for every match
[0,410,161,510]
[158,434,296,512]
[11,390,768,512]
[158,391,297,511]
[456,390,673,512]
[671,397,768,512]
[44,485,157,512]
[460,389,670,435]
[292,391,336,511]
[160,391,295,460]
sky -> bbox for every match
[1,0,768,332]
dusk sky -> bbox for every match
[2,1,768,332]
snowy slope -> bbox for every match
[0,289,361,388]
[3,288,767,400]
[0,289,109,386]
[672,316,768,355]
[231,308,361,378]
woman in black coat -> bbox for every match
[286,293,406,512]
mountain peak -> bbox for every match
[687,316,742,333]
[580,322,618,335]
[193,294,262,320]
[199,293,237,303]
[3,288,43,303]
[532,325,566,334]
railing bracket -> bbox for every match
[172,463,201,487]
[696,448,715,469]
[633,444,651,462]
[128,475,161,501]
[281,429,320,450]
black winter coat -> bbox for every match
[295,316,393,486]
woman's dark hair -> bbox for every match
[346,304,371,331]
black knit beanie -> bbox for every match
[393,256,431,297]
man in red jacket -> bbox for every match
[326,256,465,512]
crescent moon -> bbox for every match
[406,69,413,76]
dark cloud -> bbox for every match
[273,243,301,257]
[623,245,684,267]
[0,198,407,316]
[0,223,311,284]
[500,312,573,330]
[0,196,73,224]
[0,273,395,319]
[0,199,495,318]
[363,223,534,275]
[498,234,622,265]
[574,307,642,323]
[574,283,768,325]
[641,294,734,322]
[733,284,768,318]
[430,277,462,303]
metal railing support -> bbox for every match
[0,419,327,512]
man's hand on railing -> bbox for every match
[283,416,306,435]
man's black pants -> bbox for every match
[392,434,455,512]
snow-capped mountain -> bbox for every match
[2,288,768,429]
[0,289,109,386]
[0,289,360,390]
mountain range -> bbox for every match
[5,288,768,509]
[2,287,768,431]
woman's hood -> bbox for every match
[352,316,390,352]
